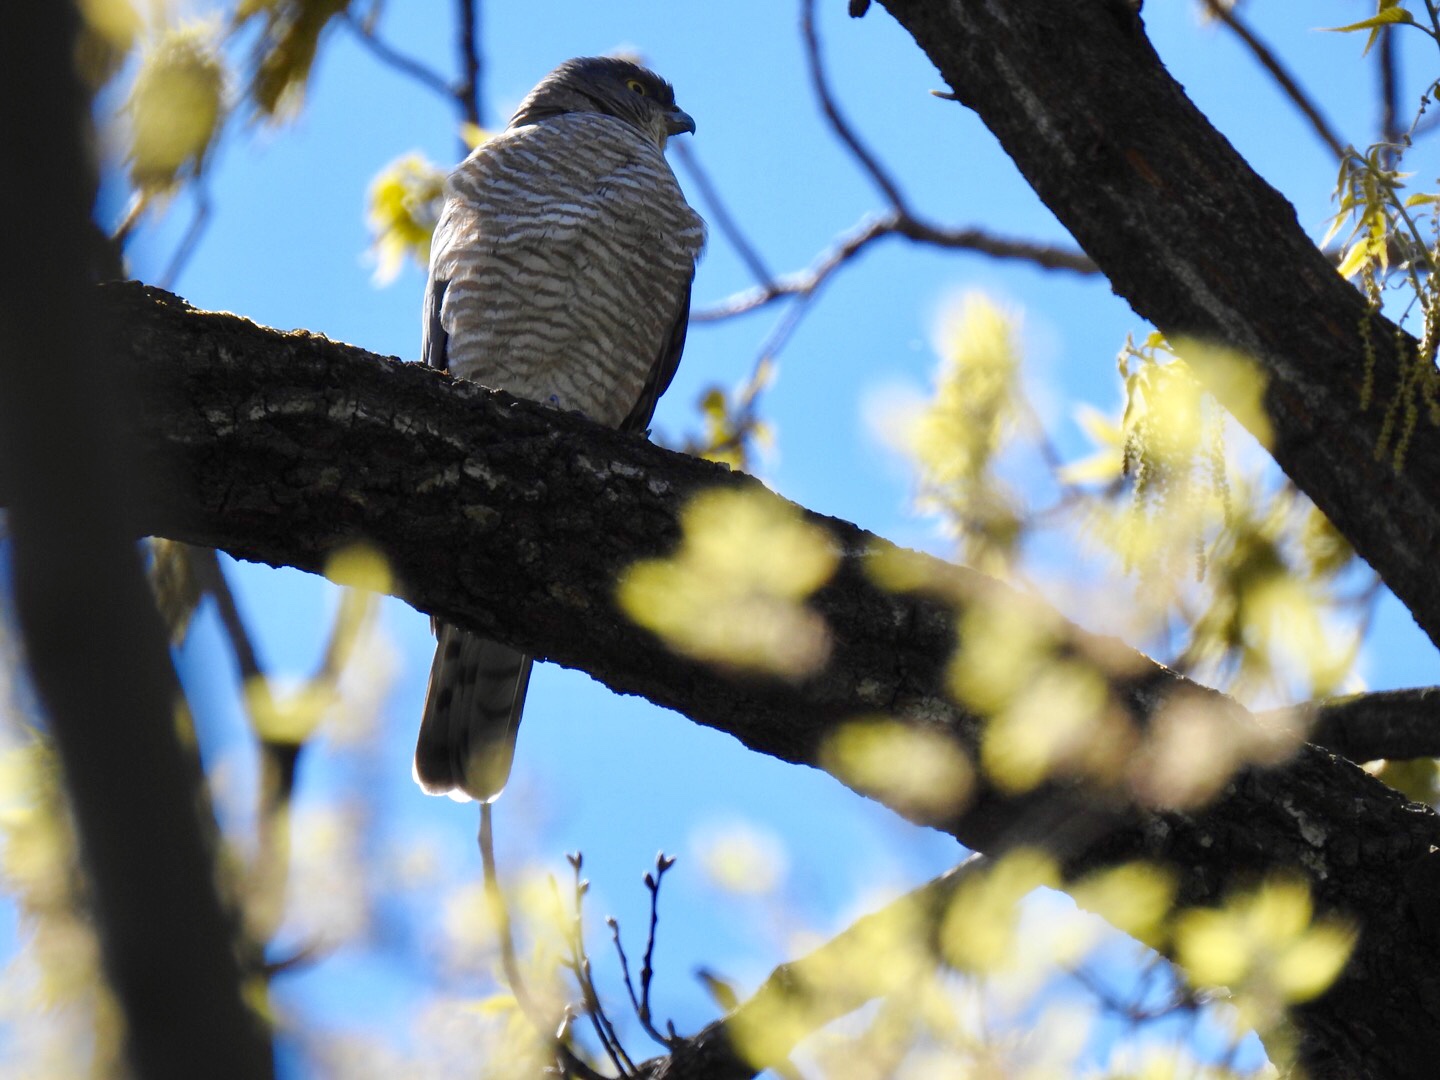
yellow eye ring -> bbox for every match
[625,78,647,96]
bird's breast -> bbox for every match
[433,116,704,428]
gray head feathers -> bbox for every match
[509,56,696,146]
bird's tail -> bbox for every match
[414,622,532,802]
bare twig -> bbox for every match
[1202,0,1348,159]
[1068,960,1203,1025]
[340,10,453,103]
[671,140,776,290]
[189,548,297,946]
[800,0,909,212]
[695,211,1096,323]
[606,853,679,1053]
[189,547,262,683]
[609,915,674,1052]
[161,179,213,290]
[634,858,987,1080]
[479,805,608,1080]
[561,853,636,1077]
[684,0,1095,466]
[1379,25,1403,160]
[640,853,676,1036]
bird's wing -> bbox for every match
[620,283,693,435]
[422,272,449,372]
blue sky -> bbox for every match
[11,0,1440,1074]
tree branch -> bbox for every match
[1273,687,1440,764]
[455,0,483,130]
[877,0,1440,657]
[1201,0,1349,159]
[72,280,1440,1076]
[341,11,454,103]
[694,211,1096,323]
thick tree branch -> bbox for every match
[1275,687,1440,764]
[877,0,1440,655]
[78,281,1440,1077]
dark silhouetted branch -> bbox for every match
[1202,0,1349,159]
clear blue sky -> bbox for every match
[12,1,1440,1074]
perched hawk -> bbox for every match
[415,57,706,801]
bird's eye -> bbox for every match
[625,78,647,96]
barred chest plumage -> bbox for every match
[428,112,705,428]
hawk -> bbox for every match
[414,57,706,801]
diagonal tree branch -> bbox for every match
[1273,686,1440,764]
[63,281,1440,1076]
[876,0,1440,656]
[1200,0,1349,159]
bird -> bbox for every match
[414,56,706,802]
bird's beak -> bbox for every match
[665,107,696,136]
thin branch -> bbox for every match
[189,549,292,944]
[694,212,1096,322]
[639,854,676,1038]
[1202,0,1348,159]
[1379,25,1403,160]
[671,140,776,290]
[340,11,454,103]
[479,805,608,1080]
[456,0,483,130]
[610,917,673,1053]
[190,547,262,683]
[561,854,636,1077]
[1068,961,1203,1025]
[800,0,910,212]
[161,179,213,290]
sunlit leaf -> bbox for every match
[366,153,445,285]
[246,676,334,744]
[1171,338,1273,449]
[77,0,141,86]
[126,24,227,195]
[238,0,353,117]
[1069,862,1177,947]
[822,717,974,818]
[1175,877,1355,1006]
[905,292,1026,567]
[1336,240,1371,280]
[617,487,838,677]
[1275,924,1358,1002]
[940,849,1058,973]
[1058,404,1125,485]
[695,819,788,894]
[324,542,394,593]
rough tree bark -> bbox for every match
[67,281,1440,1078]
[876,0,1440,659]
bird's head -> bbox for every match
[508,56,696,149]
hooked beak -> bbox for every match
[665,107,696,137]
